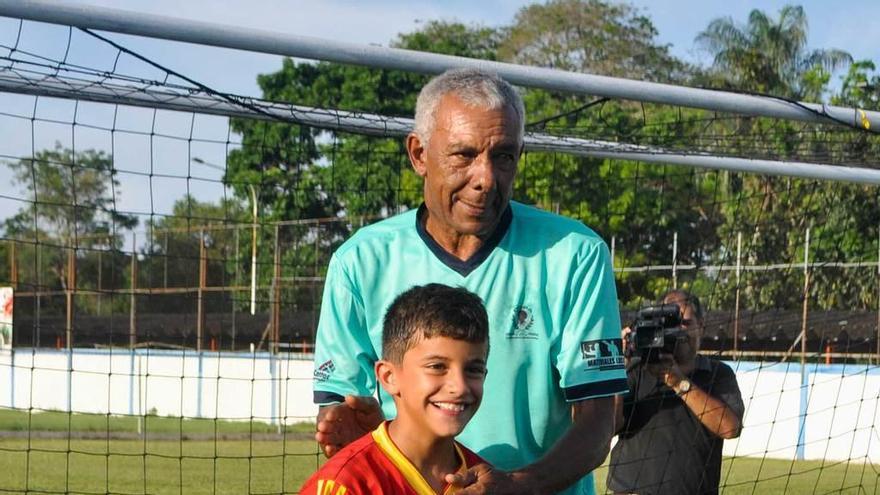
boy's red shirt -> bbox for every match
[300,421,487,495]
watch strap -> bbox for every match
[675,379,691,396]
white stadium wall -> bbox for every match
[723,361,880,463]
[0,349,319,426]
[2,349,880,463]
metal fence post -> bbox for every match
[96,248,102,316]
[734,232,742,359]
[129,232,137,348]
[65,246,75,350]
[197,229,206,352]
[272,225,281,354]
[801,227,810,367]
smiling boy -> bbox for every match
[300,284,489,495]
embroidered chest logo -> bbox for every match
[580,339,625,371]
[506,305,538,339]
[313,360,336,382]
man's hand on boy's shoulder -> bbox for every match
[446,465,540,495]
[315,395,383,458]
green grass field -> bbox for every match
[0,409,316,436]
[596,458,880,494]
[0,437,321,494]
[1,409,878,494]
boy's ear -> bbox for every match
[375,360,400,396]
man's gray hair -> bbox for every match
[413,68,525,145]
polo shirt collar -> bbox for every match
[415,203,513,277]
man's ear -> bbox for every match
[376,360,400,396]
[406,133,427,177]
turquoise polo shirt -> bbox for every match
[313,201,627,495]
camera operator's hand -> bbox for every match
[621,326,635,368]
[645,352,686,390]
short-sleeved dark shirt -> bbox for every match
[607,355,744,495]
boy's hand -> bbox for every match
[445,465,538,494]
[315,395,383,458]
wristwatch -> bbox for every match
[675,379,692,396]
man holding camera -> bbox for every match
[607,289,744,495]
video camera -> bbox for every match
[629,304,688,363]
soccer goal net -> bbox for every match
[1,10,880,495]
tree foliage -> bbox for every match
[218,2,878,310]
[138,195,248,313]
[4,143,137,247]
[3,144,137,316]
[499,0,690,82]
[835,60,880,110]
[695,5,851,98]
[5,2,876,318]
[691,5,880,311]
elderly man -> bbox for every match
[312,68,626,494]
[608,289,744,495]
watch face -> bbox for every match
[678,380,691,393]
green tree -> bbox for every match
[139,195,249,314]
[223,4,876,314]
[499,0,690,82]
[695,5,851,98]
[3,144,137,316]
[803,61,880,309]
[4,144,137,246]
[690,6,875,312]
[835,60,880,111]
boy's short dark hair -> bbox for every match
[382,284,489,364]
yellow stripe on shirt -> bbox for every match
[315,478,349,495]
[372,422,471,495]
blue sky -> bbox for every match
[8,0,873,97]
[1,0,878,229]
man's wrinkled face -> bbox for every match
[408,94,522,239]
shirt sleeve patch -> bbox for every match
[563,377,629,402]
[314,359,337,382]
[580,338,625,371]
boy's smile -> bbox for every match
[382,335,488,440]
